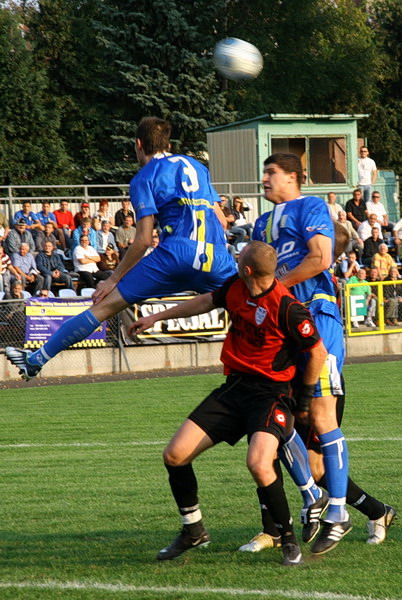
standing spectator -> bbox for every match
[54,201,76,249]
[232,196,254,238]
[219,194,246,250]
[98,243,120,276]
[116,214,136,258]
[12,200,41,235]
[362,227,382,267]
[337,210,363,259]
[357,214,383,242]
[93,199,115,230]
[36,201,58,229]
[326,192,343,221]
[36,241,75,292]
[357,146,377,203]
[0,245,20,295]
[392,217,402,261]
[11,243,44,296]
[365,191,392,234]
[348,267,376,328]
[71,217,97,252]
[383,266,402,325]
[96,220,118,254]
[0,210,10,244]
[372,243,396,280]
[74,202,92,229]
[35,222,58,252]
[345,189,368,231]
[6,219,35,255]
[114,199,135,228]
[72,235,109,289]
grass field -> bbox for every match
[0,361,400,600]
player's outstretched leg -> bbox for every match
[5,348,42,381]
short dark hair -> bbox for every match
[136,117,171,155]
[263,153,304,187]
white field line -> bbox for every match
[0,580,400,600]
[0,437,401,449]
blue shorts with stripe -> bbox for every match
[117,240,237,304]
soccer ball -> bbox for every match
[213,38,263,81]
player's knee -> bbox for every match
[163,446,185,467]
[247,457,276,486]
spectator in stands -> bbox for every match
[116,214,136,258]
[357,213,383,243]
[93,199,115,230]
[0,210,10,244]
[367,266,381,284]
[340,250,360,281]
[98,243,120,276]
[36,241,75,293]
[383,266,402,325]
[36,201,58,229]
[35,222,58,252]
[232,196,253,238]
[0,244,20,295]
[326,192,343,221]
[345,188,368,231]
[54,201,75,249]
[12,200,41,236]
[372,243,396,280]
[5,279,24,300]
[6,219,35,255]
[362,226,382,267]
[144,229,160,256]
[74,201,92,229]
[392,217,402,261]
[337,210,363,259]
[71,217,97,252]
[365,191,393,235]
[219,194,246,250]
[357,146,377,203]
[348,267,376,328]
[72,234,110,289]
[11,242,44,296]
[38,289,50,298]
[96,220,118,254]
[115,199,135,228]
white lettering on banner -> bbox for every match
[137,301,224,336]
[350,295,366,320]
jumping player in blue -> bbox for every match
[6,117,237,377]
[239,153,395,555]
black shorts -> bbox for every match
[189,374,295,447]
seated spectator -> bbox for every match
[326,192,343,221]
[232,196,253,238]
[36,241,75,293]
[98,243,120,275]
[340,250,360,281]
[371,243,396,280]
[5,279,24,300]
[93,199,115,231]
[337,210,363,259]
[114,199,135,228]
[35,222,58,252]
[72,234,110,289]
[38,289,51,298]
[0,210,10,244]
[54,201,75,249]
[345,188,368,231]
[367,266,381,283]
[6,218,35,255]
[348,267,376,328]
[383,266,402,325]
[362,226,382,267]
[11,242,44,296]
[393,217,402,261]
[71,217,97,252]
[144,229,160,257]
[366,191,393,235]
[116,214,136,258]
[0,244,20,295]
[74,201,92,229]
[219,194,246,250]
[2,280,25,339]
[12,200,41,236]
[357,213,383,242]
[96,220,118,254]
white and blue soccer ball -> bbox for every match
[213,38,263,81]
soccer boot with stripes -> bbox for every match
[311,518,353,555]
[281,541,303,566]
[300,489,329,543]
[5,347,42,381]
[157,526,210,560]
[238,531,282,552]
[367,504,396,544]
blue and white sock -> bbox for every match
[319,428,349,522]
[28,309,101,367]
[279,429,320,508]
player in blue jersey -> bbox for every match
[6,117,237,378]
[239,153,395,555]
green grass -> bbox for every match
[0,362,400,600]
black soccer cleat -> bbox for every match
[300,489,329,543]
[311,518,353,555]
[5,347,42,381]
[157,527,210,560]
[281,542,303,566]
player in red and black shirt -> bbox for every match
[130,241,328,566]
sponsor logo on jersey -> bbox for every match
[255,306,267,325]
[306,223,328,232]
[274,409,286,427]
[298,319,314,337]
